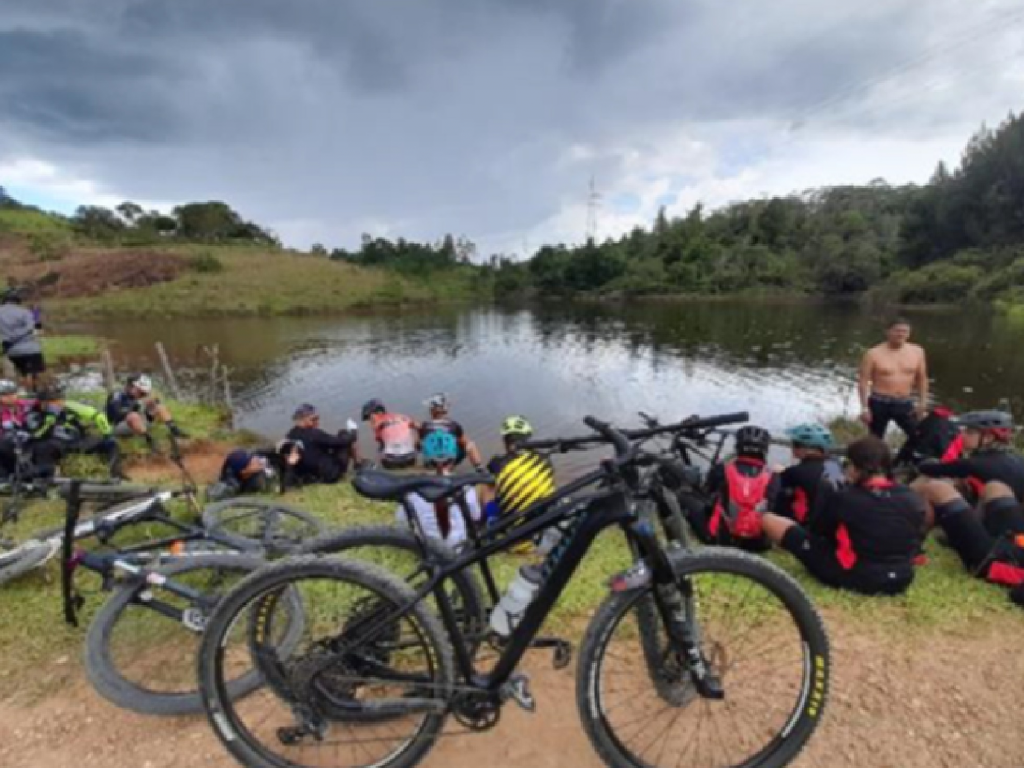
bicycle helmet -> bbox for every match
[955,410,1014,441]
[784,423,833,450]
[500,415,533,438]
[128,373,153,395]
[735,425,771,456]
[361,398,386,421]
[2,287,23,304]
[425,393,449,412]
[35,382,65,402]
[0,379,18,396]
[421,430,458,465]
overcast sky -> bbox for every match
[1,0,1022,256]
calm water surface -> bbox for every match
[64,300,1024,471]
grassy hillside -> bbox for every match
[0,209,481,317]
[49,245,474,318]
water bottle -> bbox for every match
[535,525,564,556]
[489,564,543,637]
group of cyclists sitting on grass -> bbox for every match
[209,386,1024,609]
[0,373,187,484]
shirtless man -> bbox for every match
[858,317,929,439]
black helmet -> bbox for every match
[361,398,385,421]
[35,382,66,401]
[735,425,771,456]
[2,287,23,304]
[955,410,1014,431]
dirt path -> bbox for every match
[0,614,1020,768]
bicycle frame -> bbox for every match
[376,465,669,695]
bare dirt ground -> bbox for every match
[3,248,185,299]
[0,614,1020,768]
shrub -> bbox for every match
[28,232,72,262]
[188,252,224,274]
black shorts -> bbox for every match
[868,394,916,439]
[9,353,45,376]
[781,525,914,596]
[381,453,417,470]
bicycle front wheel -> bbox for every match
[578,549,829,768]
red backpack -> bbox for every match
[709,459,773,539]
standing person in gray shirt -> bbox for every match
[0,288,45,390]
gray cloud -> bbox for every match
[1,0,1021,252]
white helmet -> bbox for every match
[0,379,18,396]
[129,374,153,395]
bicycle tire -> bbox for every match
[200,556,454,768]
[85,553,303,717]
[578,548,830,768]
[202,497,327,555]
[300,525,487,637]
[0,539,60,586]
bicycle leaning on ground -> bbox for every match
[197,412,831,768]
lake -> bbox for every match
[63,300,1024,470]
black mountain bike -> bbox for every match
[197,414,830,768]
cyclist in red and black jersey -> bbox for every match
[763,436,925,595]
[776,423,842,527]
[914,411,1024,605]
[684,425,779,552]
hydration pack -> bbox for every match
[710,460,773,539]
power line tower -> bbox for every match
[586,175,602,243]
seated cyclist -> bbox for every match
[913,410,1024,526]
[419,393,484,470]
[362,398,417,469]
[285,404,359,485]
[29,383,124,479]
[683,425,779,552]
[482,416,556,534]
[775,423,842,526]
[395,431,481,548]
[762,436,925,596]
[106,374,188,450]
[207,441,301,501]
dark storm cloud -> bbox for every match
[0,0,1019,251]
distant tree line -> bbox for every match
[483,111,1024,306]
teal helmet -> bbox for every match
[421,431,458,464]
[785,423,834,450]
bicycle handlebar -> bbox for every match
[582,416,633,458]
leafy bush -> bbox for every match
[889,263,983,304]
[28,231,72,261]
[188,251,225,274]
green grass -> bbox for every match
[0,209,72,236]
[48,245,477,319]
[40,334,103,361]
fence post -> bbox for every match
[154,342,183,400]
[221,366,234,428]
[101,350,116,392]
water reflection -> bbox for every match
[67,301,1023,474]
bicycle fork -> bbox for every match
[629,520,725,700]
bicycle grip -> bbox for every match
[583,416,631,457]
[680,411,749,431]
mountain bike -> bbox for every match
[57,479,306,716]
[197,414,830,768]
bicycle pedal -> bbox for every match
[501,673,536,713]
[552,641,573,670]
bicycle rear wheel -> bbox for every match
[85,553,301,716]
[199,556,453,768]
[301,525,487,641]
[203,498,327,555]
[578,549,829,768]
